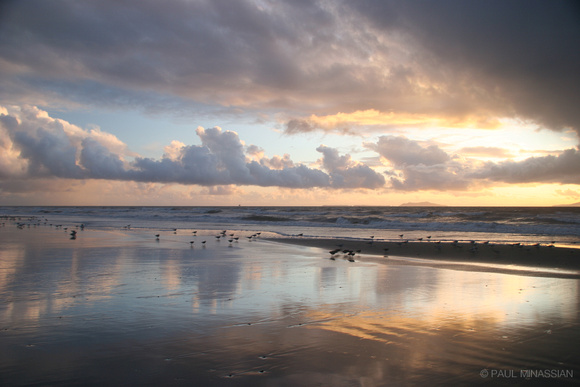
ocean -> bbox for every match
[2,206,579,248]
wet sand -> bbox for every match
[271,237,580,278]
[1,225,579,386]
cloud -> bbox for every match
[349,0,580,137]
[199,185,243,196]
[365,135,471,191]
[3,0,577,138]
[368,136,450,166]
[316,145,385,188]
[366,135,580,190]
[471,148,580,184]
[0,105,383,190]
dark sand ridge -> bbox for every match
[269,237,580,278]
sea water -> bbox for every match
[2,206,579,247]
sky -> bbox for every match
[1,0,579,206]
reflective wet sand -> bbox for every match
[1,226,579,386]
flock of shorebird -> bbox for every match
[4,215,558,263]
[323,233,558,262]
[154,228,264,247]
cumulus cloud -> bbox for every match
[316,145,385,189]
[0,105,384,190]
[368,136,450,166]
[365,135,471,191]
[364,135,580,190]
[471,148,580,185]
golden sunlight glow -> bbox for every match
[307,109,502,130]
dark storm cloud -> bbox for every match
[0,107,383,189]
[2,0,577,135]
[0,0,340,110]
[349,0,580,136]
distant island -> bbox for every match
[554,202,580,207]
[399,201,446,207]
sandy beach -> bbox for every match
[1,224,579,386]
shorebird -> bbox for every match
[347,251,356,262]
[155,234,160,239]
[190,241,194,247]
[399,234,404,238]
